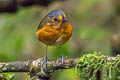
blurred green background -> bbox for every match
[0,0,120,80]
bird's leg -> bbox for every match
[56,46,64,64]
[42,45,48,72]
[59,46,64,64]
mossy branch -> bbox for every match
[0,53,119,80]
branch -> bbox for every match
[0,58,78,72]
[0,54,117,80]
[0,58,79,80]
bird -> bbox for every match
[36,10,72,71]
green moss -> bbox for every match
[75,52,120,80]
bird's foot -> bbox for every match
[41,57,49,72]
[56,56,64,65]
[38,57,48,72]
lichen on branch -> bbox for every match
[75,52,120,80]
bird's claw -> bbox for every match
[56,56,64,64]
[41,57,48,72]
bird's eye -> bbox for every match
[54,18,58,21]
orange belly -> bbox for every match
[36,22,72,46]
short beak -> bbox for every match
[60,19,68,28]
[63,19,68,22]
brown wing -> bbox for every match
[38,16,47,30]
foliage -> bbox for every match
[0,73,15,80]
[75,52,120,80]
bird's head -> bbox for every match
[45,10,68,27]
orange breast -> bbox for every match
[36,22,72,46]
